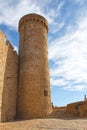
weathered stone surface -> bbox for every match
[0,14,52,122]
[67,101,87,117]
[0,30,18,122]
[17,14,52,119]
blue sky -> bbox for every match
[0,0,87,106]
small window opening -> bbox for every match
[44,90,48,96]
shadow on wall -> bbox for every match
[1,41,18,122]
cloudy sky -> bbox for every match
[0,0,87,106]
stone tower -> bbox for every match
[17,14,52,119]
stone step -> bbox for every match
[46,109,73,118]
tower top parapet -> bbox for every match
[18,13,48,32]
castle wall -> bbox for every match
[0,31,18,122]
[17,14,52,119]
[0,31,7,122]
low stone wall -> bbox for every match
[67,101,87,117]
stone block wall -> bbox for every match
[67,101,87,117]
[0,30,18,122]
[17,14,52,119]
[67,102,78,116]
[0,30,7,122]
[78,101,87,117]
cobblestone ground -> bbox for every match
[0,118,87,130]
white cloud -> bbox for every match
[0,0,64,30]
[49,13,87,91]
[0,0,41,29]
[50,77,69,87]
[56,1,64,12]
[51,22,64,34]
[13,45,18,54]
[75,0,86,5]
[0,0,55,29]
[64,85,86,91]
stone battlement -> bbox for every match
[6,40,18,56]
[18,13,48,32]
[0,30,17,56]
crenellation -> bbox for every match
[19,14,48,32]
[6,41,18,56]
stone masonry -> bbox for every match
[0,13,52,122]
[0,30,18,122]
[67,100,87,117]
[17,14,52,119]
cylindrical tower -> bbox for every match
[17,13,52,119]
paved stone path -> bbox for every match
[0,118,87,130]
